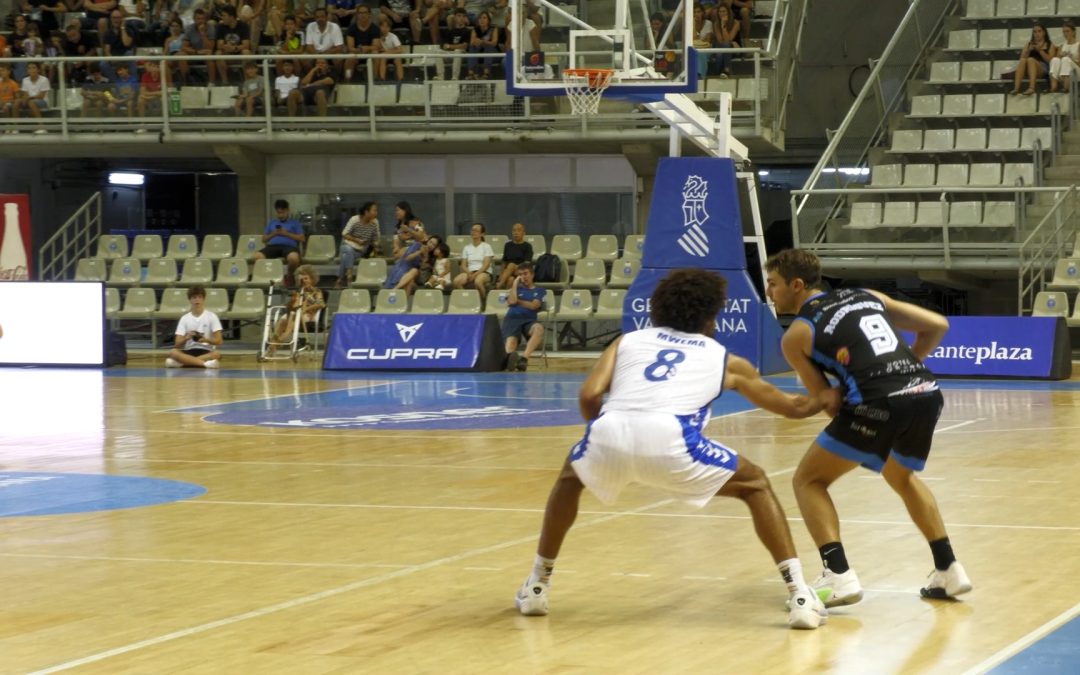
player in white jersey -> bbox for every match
[514,269,831,629]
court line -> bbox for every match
[0,552,409,570]
[179,497,1080,531]
[159,381,393,414]
[937,418,985,433]
[960,599,1080,675]
[26,495,678,674]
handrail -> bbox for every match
[37,192,101,281]
[1018,187,1078,315]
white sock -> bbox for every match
[529,554,556,586]
[778,558,806,594]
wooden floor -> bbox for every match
[3,356,1080,674]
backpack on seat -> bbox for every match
[533,253,561,283]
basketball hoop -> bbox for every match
[562,68,617,116]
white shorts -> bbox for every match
[569,411,739,508]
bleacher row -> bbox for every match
[1033,254,1080,324]
[77,232,647,290]
[963,0,1080,21]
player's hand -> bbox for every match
[819,387,843,418]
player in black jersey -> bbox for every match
[765,249,972,606]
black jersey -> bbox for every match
[796,288,937,404]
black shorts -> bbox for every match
[501,315,539,341]
[816,390,944,473]
[260,244,300,259]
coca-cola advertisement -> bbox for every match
[0,194,32,280]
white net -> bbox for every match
[562,69,616,116]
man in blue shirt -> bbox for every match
[254,199,306,286]
[502,261,546,372]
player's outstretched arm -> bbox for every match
[724,354,823,419]
[780,321,841,417]
[866,289,949,361]
[578,337,621,422]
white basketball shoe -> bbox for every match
[788,588,828,629]
[811,568,864,607]
[920,562,972,599]
[165,357,181,368]
[514,579,550,616]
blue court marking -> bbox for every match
[169,372,759,430]
[0,472,206,518]
[991,613,1080,674]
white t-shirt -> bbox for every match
[305,21,344,53]
[381,32,401,51]
[461,241,494,272]
[175,309,223,351]
[274,74,299,98]
[602,327,727,416]
[21,75,50,98]
[522,18,538,52]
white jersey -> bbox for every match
[175,310,223,351]
[572,327,736,508]
[602,327,728,417]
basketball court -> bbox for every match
[2,360,1080,673]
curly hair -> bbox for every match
[650,268,727,334]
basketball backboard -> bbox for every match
[506,0,695,97]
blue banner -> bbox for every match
[914,316,1065,378]
[324,314,488,370]
[621,157,786,373]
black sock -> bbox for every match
[819,542,850,574]
[929,537,956,571]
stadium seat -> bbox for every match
[200,234,233,261]
[485,290,511,316]
[351,259,387,289]
[1009,28,1030,49]
[1039,92,1070,114]
[593,289,626,322]
[961,61,991,82]
[570,258,607,289]
[335,289,372,314]
[144,257,178,286]
[881,202,917,226]
[374,289,408,313]
[1061,0,1080,15]
[247,258,284,287]
[1032,291,1067,317]
[988,128,1020,150]
[1048,258,1080,291]
[915,201,948,227]
[982,202,1016,227]
[447,235,471,257]
[929,61,960,82]
[849,202,883,228]
[903,163,936,186]
[224,288,266,321]
[955,128,988,151]
[995,0,1025,17]
[215,258,250,287]
[1005,94,1037,115]
[75,257,108,282]
[96,234,129,259]
[1029,0,1055,15]
[180,258,215,285]
[607,257,640,288]
[131,234,164,261]
[105,287,121,319]
[973,93,1005,115]
[891,129,922,152]
[486,235,509,262]
[942,94,973,116]
[303,234,336,264]
[979,29,1009,49]
[165,234,199,260]
[1003,163,1035,186]
[555,290,594,321]
[154,288,191,320]
[108,258,142,286]
[969,163,1003,186]
[447,289,482,314]
[236,234,263,259]
[1021,127,1052,151]
[411,288,446,314]
[871,164,902,186]
[966,0,994,16]
[204,288,230,315]
[922,129,955,152]
[335,84,367,107]
[936,164,969,186]
[117,287,157,319]
[909,95,940,116]
[585,234,619,262]
[550,235,583,262]
[524,234,547,258]
[948,30,976,50]
[179,86,209,110]
[949,201,984,227]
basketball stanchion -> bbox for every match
[561,68,618,116]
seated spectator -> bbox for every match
[273,58,300,105]
[62,19,99,84]
[304,6,344,73]
[233,60,263,115]
[712,3,738,78]
[149,0,178,44]
[253,198,306,284]
[424,241,452,290]
[17,23,46,84]
[502,261,546,372]
[391,200,424,253]
[137,59,164,116]
[214,5,252,83]
[263,0,288,45]
[181,8,217,84]
[417,233,442,286]
[15,62,50,130]
[238,1,264,43]
[466,10,498,80]
[174,0,202,27]
[116,0,149,33]
[166,285,223,369]
[270,264,325,353]
[436,8,470,80]
[80,63,112,117]
[344,4,380,82]
[286,56,334,115]
[452,222,494,302]
[376,15,404,81]
[9,15,31,80]
[335,200,380,288]
[101,8,138,79]
[108,62,139,116]
[326,0,357,27]
[726,0,753,44]
[0,65,19,120]
[25,0,68,35]
[163,18,185,82]
[691,3,714,79]
[416,0,452,46]
[1050,20,1079,93]
[276,14,306,74]
[379,0,416,45]
[1012,22,1056,96]
[497,221,533,289]
[383,224,426,294]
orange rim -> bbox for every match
[563,68,615,88]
